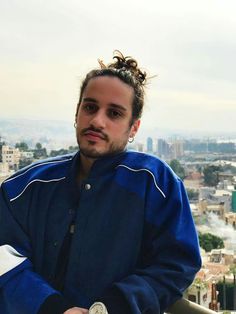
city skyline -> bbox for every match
[0,0,236,133]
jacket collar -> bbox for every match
[69,149,127,180]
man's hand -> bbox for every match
[63,307,89,314]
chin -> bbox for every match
[80,147,107,159]
[79,141,126,159]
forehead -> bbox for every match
[83,76,134,107]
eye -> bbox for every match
[82,103,97,113]
[108,109,122,119]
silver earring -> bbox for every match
[128,137,134,143]
[74,122,77,128]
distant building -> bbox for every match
[0,162,9,176]
[198,200,225,218]
[199,187,216,200]
[203,262,230,279]
[157,139,170,159]
[1,145,20,170]
[199,186,232,212]
[0,162,12,184]
[185,281,211,308]
[209,249,222,263]
[0,161,8,172]
[171,140,184,159]
[209,249,234,265]
[20,151,34,159]
[146,137,153,153]
[214,190,232,212]
[0,137,5,162]
[225,212,236,229]
[217,179,234,191]
[137,143,144,152]
[218,173,234,184]
[184,171,203,190]
[185,276,220,310]
[128,141,145,153]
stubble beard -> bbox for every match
[78,140,127,159]
[77,124,132,159]
[77,131,129,159]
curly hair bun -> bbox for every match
[99,50,147,86]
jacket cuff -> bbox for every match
[100,287,130,314]
[37,293,71,314]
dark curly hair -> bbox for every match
[76,50,147,123]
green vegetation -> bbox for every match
[19,159,32,169]
[229,264,236,276]
[186,188,199,201]
[192,277,208,290]
[169,159,185,180]
[49,146,78,157]
[203,165,221,186]
[198,232,224,252]
[15,142,29,151]
[33,142,47,159]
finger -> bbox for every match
[64,307,88,314]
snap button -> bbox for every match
[69,208,75,215]
[85,183,91,190]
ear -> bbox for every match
[129,119,141,138]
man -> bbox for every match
[0,51,201,314]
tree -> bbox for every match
[68,146,78,153]
[198,232,224,252]
[33,142,47,159]
[49,145,78,157]
[19,159,32,169]
[203,165,220,186]
[196,165,202,174]
[186,188,199,201]
[15,142,29,151]
[169,159,185,180]
[35,142,42,150]
[50,149,68,157]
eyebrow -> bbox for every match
[110,103,127,112]
[83,97,98,103]
[82,97,127,112]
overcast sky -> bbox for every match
[0,0,235,136]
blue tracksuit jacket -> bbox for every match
[0,150,201,314]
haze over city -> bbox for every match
[0,0,236,136]
[1,3,236,311]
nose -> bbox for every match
[89,110,106,129]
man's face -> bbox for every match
[76,76,140,159]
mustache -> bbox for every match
[80,126,109,141]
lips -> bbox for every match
[83,130,106,141]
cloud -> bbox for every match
[0,0,235,133]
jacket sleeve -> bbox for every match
[101,176,202,314]
[0,185,69,314]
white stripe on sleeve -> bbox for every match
[0,245,27,276]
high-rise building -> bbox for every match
[171,140,184,159]
[157,139,170,158]
[146,137,153,153]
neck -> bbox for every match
[77,153,96,185]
